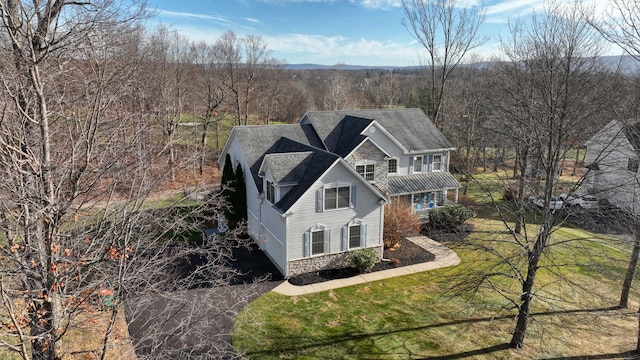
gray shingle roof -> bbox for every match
[233,124,324,189]
[274,150,339,212]
[302,108,452,153]
[263,152,313,184]
[388,173,461,195]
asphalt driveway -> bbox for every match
[126,241,284,359]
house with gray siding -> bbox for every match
[584,120,640,213]
[219,108,461,277]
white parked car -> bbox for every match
[531,195,564,210]
[560,193,598,209]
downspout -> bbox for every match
[281,210,293,278]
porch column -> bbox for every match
[455,188,459,203]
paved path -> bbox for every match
[272,236,460,296]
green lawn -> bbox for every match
[233,172,640,359]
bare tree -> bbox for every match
[191,41,227,172]
[460,0,609,349]
[215,31,242,127]
[323,66,353,110]
[402,0,487,125]
[147,26,193,181]
[588,0,640,63]
[0,2,266,359]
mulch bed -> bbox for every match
[287,237,436,286]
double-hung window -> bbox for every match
[349,224,361,248]
[413,156,423,173]
[433,154,443,172]
[324,186,350,210]
[311,230,325,255]
[266,180,275,203]
[356,164,375,181]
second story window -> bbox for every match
[266,180,276,203]
[356,164,375,181]
[433,154,443,171]
[414,156,423,173]
[324,186,351,210]
[387,159,397,174]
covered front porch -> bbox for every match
[387,172,462,220]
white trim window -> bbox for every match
[433,154,443,172]
[356,164,375,181]
[413,156,423,173]
[387,159,397,174]
[324,186,352,210]
[304,226,331,257]
[349,224,362,248]
[266,180,275,203]
[311,230,325,255]
[342,221,367,250]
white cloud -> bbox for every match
[485,0,543,16]
[263,32,422,64]
[157,10,232,24]
[352,0,402,10]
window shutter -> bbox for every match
[409,156,414,174]
[424,155,430,172]
[317,188,323,212]
[342,225,348,251]
[362,224,368,247]
[324,229,331,253]
[304,232,310,257]
[350,185,356,208]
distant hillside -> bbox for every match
[285,55,640,73]
[284,63,419,71]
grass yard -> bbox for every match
[232,171,640,359]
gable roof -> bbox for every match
[622,121,640,151]
[261,151,313,185]
[226,124,324,189]
[300,108,453,154]
[273,150,340,212]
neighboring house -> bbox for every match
[584,120,640,213]
[219,108,461,277]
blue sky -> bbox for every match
[147,0,605,66]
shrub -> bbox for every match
[427,204,475,231]
[350,248,376,273]
[383,200,422,248]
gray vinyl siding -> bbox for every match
[286,163,383,261]
[585,121,640,213]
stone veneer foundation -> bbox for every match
[287,246,384,277]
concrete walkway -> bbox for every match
[272,236,460,296]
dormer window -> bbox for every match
[266,180,276,203]
[356,164,375,181]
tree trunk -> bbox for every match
[571,147,580,176]
[510,235,546,348]
[621,226,640,308]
